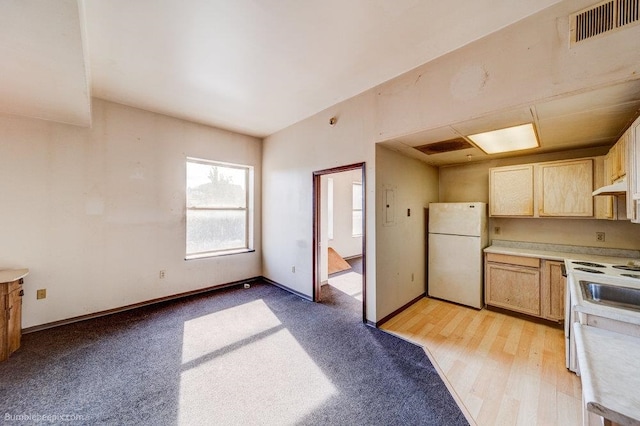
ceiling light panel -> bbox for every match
[468,123,539,154]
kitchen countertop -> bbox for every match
[573,324,640,425]
[485,240,640,265]
[0,268,29,284]
[485,240,640,323]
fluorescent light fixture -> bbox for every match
[468,123,539,154]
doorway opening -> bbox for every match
[312,163,366,322]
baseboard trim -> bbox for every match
[365,320,377,328]
[374,293,426,327]
[343,254,363,261]
[260,276,313,301]
[22,276,345,334]
[22,277,262,334]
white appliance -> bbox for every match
[564,259,640,373]
[428,202,488,309]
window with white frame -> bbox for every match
[352,182,363,237]
[185,158,253,258]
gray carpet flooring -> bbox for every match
[0,281,468,425]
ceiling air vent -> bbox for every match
[415,138,473,155]
[571,0,639,44]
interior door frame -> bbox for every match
[312,162,366,323]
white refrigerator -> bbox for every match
[428,202,488,309]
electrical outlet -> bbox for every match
[36,289,46,300]
[159,270,166,279]
[596,232,605,242]
[291,266,296,273]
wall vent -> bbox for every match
[571,0,639,44]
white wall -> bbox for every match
[375,146,439,320]
[327,169,363,259]
[0,99,262,328]
[262,92,377,317]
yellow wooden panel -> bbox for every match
[538,159,593,217]
[489,165,534,217]
[485,263,541,316]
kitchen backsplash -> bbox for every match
[490,239,640,259]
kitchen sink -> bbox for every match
[580,280,640,312]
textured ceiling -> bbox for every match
[1,0,559,136]
[2,0,640,166]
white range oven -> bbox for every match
[564,259,640,373]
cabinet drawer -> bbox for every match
[486,253,540,268]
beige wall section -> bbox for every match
[374,0,640,141]
[439,148,640,250]
[0,99,262,328]
[262,91,377,318]
[375,146,438,321]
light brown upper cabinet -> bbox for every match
[489,165,534,217]
[594,156,616,220]
[611,131,627,182]
[537,158,593,217]
[490,158,595,218]
[595,127,631,221]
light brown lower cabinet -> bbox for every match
[485,253,564,322]
[541,260,565,321]
[1,279,23,362]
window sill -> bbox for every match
[185,248,255,260]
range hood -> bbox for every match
[592,179,627,196]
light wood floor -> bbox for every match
[381,297,582,426]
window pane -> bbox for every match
[186,210,247,254]
[352,211,363,236]
[352,182,362,236]
[352,183,362,210]
[187,162,247,208]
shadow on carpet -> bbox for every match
[0,282,468,425]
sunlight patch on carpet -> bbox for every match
[178,299,337,424]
